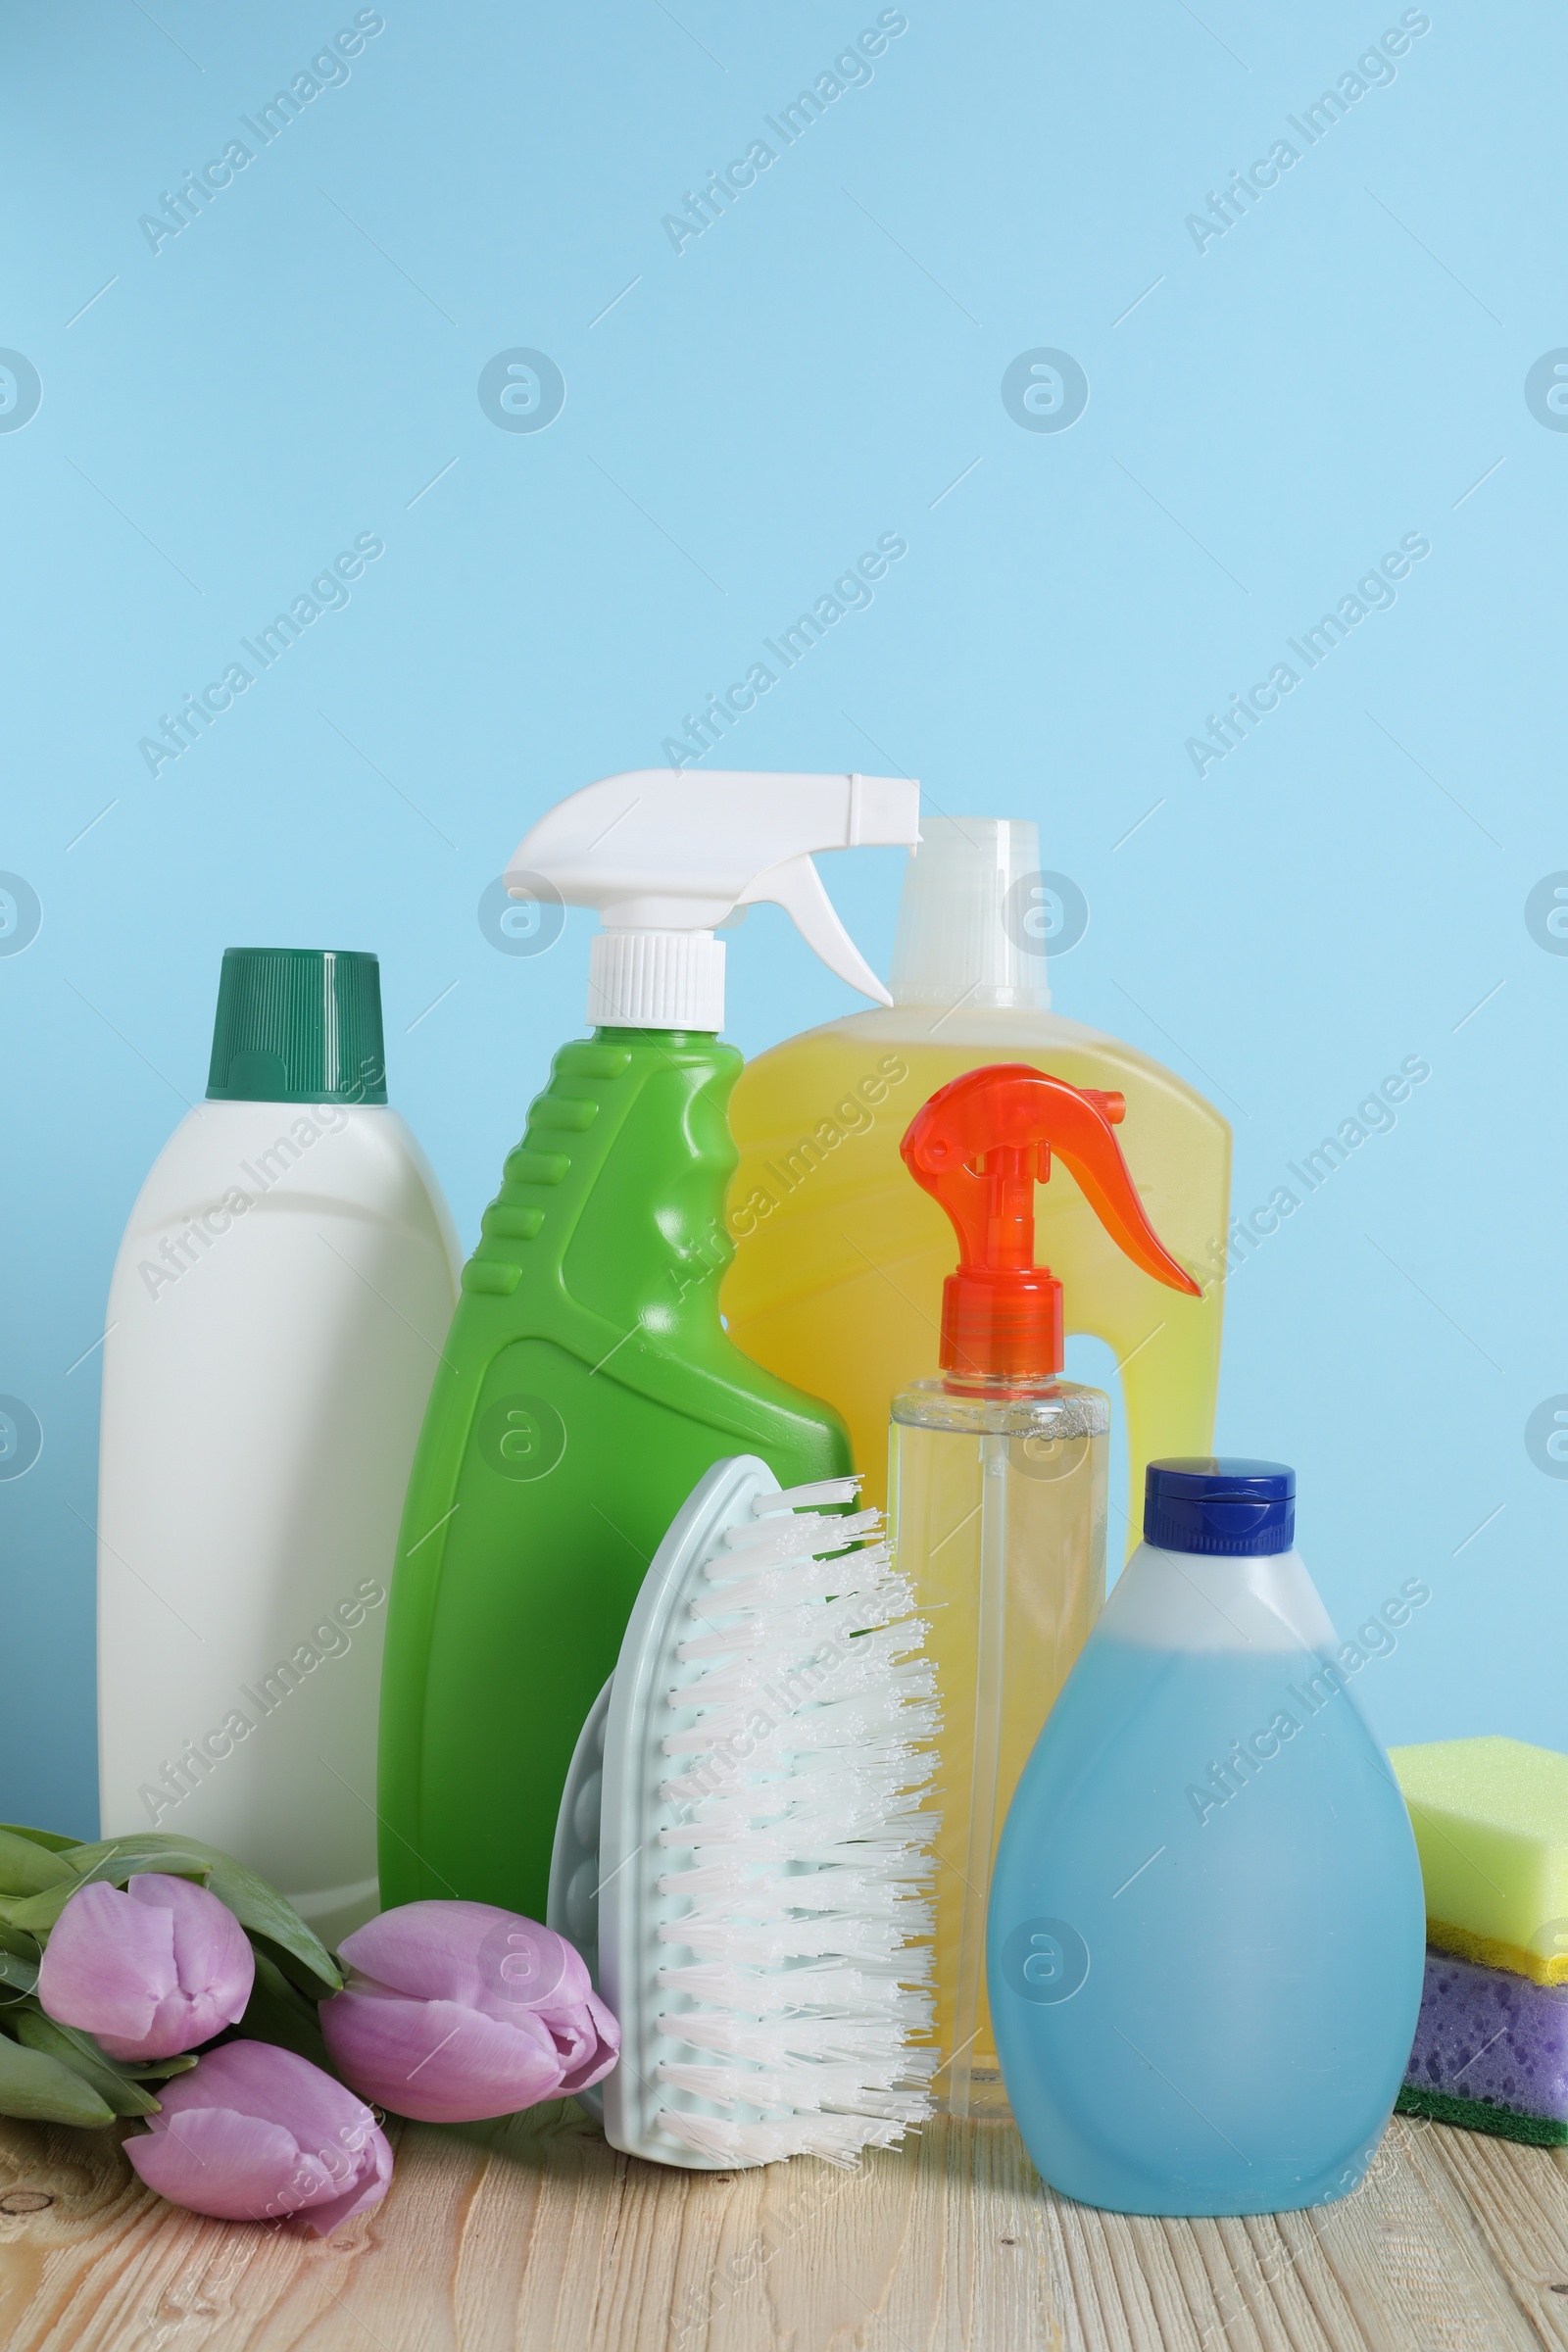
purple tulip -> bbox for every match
[125,2040,392,2233]
[38,1873,255,2061]
[319,1900,619,2123]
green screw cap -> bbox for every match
[206,948,388,1104]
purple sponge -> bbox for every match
[1397,1949,1568,2144]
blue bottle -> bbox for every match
[988,1458,1425,2216]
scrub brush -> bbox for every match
[548,1453,939,2168]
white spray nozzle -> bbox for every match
[506,769,921,1030]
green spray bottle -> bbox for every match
[378,768,922,1917]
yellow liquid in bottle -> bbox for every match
[889,1379,1107,2117]
[722,1005,1230,1538]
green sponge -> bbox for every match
[1390,1738,1568,1985]
[1396,2085,1568,2147]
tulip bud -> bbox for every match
[38,1874,255,2061]
[319,1900,618,2123]
[125,2040,392,2231]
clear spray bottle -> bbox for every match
[888,1063,1200,2116]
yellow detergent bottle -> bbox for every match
[721,816,1232,1538]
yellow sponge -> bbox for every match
[1391,1738,1568,1985]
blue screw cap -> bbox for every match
[1144,1456,1296,1557]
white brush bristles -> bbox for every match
[649,1476,940,2167]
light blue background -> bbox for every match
[1,1,1562,1836]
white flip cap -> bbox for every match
[506,769,921,1030]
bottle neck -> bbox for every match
[889,815,1052,1010]
[940,1265,1064,1384]
[939,1367,1065,1401]
[594,1026,720,1045]
[589,930,724,1030]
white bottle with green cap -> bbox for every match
[96,949,461,1943]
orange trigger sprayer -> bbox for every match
[903,1064,1199,1385]
[890,1063,1200,2120]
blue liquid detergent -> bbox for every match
[989,1519,1426,2217]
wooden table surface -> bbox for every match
[1,2100,1565,2351]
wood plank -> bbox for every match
[2,2102,1567,2352]
[1278,2115,1548,2352]
[1023,2116,1568,2352]
[1045,2192,1359,2352]
[1415,2120,1568,2348]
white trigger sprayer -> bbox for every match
[506,769,922,1030]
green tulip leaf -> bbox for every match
[114,2052,197,2081]
[231,1949,334,2071]
[196,1865,340,1996]
[0,1950,40,1996]
[54,1835,216,1876]
[0,2026,116,2127]
[244,1926,341,2005]
[10,2012,161,2117]
[9,1845,208,1936]
[212,1886,339,1996]
[0,1823,81,1856]
[0,1829,76,1896]
[3,1888,74,1935]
